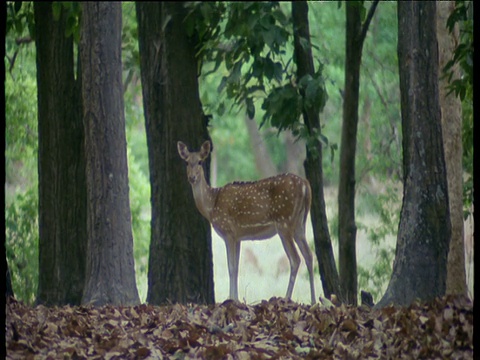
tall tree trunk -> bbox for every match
[35,2,86,306]
[292,1,343,302]
[437,1,467,297]
[80,2,140,306]
[376,1,450,308]
[136,2,215,305]
[338,0,378,306]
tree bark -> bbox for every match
[338,2,362,306]
[35,2,87,306]
[80,2,140,306]
[338,0,378,306]
[136,2,215,305]
[437,1,467,297]
[376,1,451,308]
[292,1,343,302]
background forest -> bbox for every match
[5,2,473,306]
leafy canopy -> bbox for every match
[185,2,328,142]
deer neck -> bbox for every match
[191,169,217,222]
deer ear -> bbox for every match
[177,141,189,160]
[199,141,211,160]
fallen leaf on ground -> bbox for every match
[5,295,473,359]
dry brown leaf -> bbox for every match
[5,295,473,360]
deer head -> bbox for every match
[177,141,211,185]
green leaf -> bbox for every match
[273,61,283,82]
[230,61,243,84]
[297,73,328,113]
[246,85,265,95]
[261,84,302,132]
[305,78,321,107]
[264,57,275,81]
[217,76,228,93]
[252,58,263,78]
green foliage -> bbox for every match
[6,1,35,38]
[4,3,38,200]
[5,8,39,304]
[363,188,400,247]
[199,61,259,184]
[261,83,302,131]
[309,2,401,184]
[357,245,393,302]
[261,69,329,157]
[208,111,258,185]
[5,5,39,305]
[122,2,140,91]
[127,147,150,303]
[5,52,38,195]
[444,1,473,101]
[192,2,298,127]
[184,2,226,47]
[5,188,39,305]
[193,1,334,175]
[123,39,150,301]
[356,186,399,302]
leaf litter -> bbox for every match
[5,295,473,359]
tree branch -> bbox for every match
[359,0,380,44]
[7,51,19,75]
[15,36,33,45]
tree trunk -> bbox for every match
[35,2,87,306]
[80,2,140,306]
[437,1,467,297]
[338,0,378,306]
[338,2,361,306]
[376,1,451,308]
[292,1,343,302]
[136,2,215,305]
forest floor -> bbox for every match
[5,295,473,359]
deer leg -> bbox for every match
[224,238,241,301]
[294,227,316,304]
[278,230,300,300]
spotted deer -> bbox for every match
[177,140,316,304]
